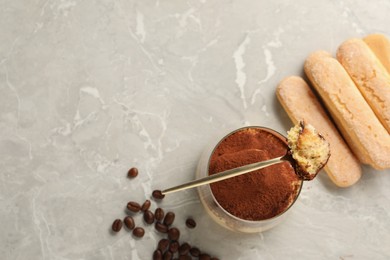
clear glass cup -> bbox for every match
[196,126,303,233]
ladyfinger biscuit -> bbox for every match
[277,76,361,187]
[337,38,390,133]
[363,34,390,74]
[304,50,390,170]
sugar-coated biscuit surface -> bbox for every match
[364,34,390,74]
[277,76,362,186]
[337,38,390,133]
[304,51,390,170]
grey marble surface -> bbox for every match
[1,0,390,259]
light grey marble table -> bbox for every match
[1,0,390,259]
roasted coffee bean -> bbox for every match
[178,243,191,256]
[127,167,138,178]
[199,253,211,260]
[155,208,165,221]
[163,212,175,226]
[169,241,179,253]
[111,219,122,232]
[163,250,173,260]
[155,222,168,233]
[132,227,145,238]
[153,249,163,260]
[189,247,200,257]
[168,227,180,241]
[152,190,165,200]
[158,238,170,252]
[123,216,135,230]
[210,257,220,260]
[127,201,141,213]
[143,210,154,224]
[141,199,151,211]
[185,218,196,229]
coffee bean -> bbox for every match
[210,257,220,260]
[168,227,180,241]
[132,227,145,238]
[199,253,211,260]
[143,210,154,224]
[155,222,168,233]
[163,212,175,226]
[158,238,170,252]
[152,190,165,200]
[178,256,191,260]
[185,218,196,229]
[127,201,141,213]
[169,241,179,253]
[153,249,163,260]
[155,208,165,221]
[178,243,191,256]
[111,219,122,232]
[127,167,138,178]
[189,247,200,257]
[163,250,173,260]
[123,216,135,230]
[141,199,151,211]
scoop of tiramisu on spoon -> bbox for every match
[157,121,330,197]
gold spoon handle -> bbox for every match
[161,155,285,195]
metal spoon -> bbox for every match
[161,151,293,195]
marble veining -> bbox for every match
[1,0,390,259]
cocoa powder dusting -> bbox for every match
[209,128,301,221]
